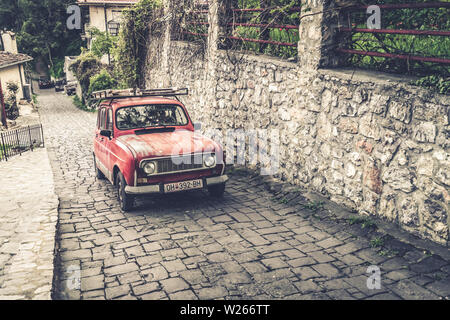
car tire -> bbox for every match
[93,155,105,179]
[208,183,225,198]
[116,171,134,211]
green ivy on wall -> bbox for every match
[112,0,164,89]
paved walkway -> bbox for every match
[37,90,449,300]
[0,148,58,299]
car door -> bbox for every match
[103,107,115,176]
[94,106,108,178]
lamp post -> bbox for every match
[107,20,120,64]
[108,20,120,36]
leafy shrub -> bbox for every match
[89,27,118,59]
[72,95,84,110]
[411,75,450,95]
[69,51,107,110]
[70,50,103,95]
[6,81,19,95]
[70,48,120,111]
[49,58,65,79]
[4,81,19,120]
[72,95,95,112]
[88,69,117,95]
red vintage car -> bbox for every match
[92,88,228,211]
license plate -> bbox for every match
[164,179,203,193]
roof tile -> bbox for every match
[0,51,33,69]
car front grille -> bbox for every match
[157,154,204,174]
[142,153,214,176]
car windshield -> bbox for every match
[116,104,189,130]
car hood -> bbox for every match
[117,129,221,159]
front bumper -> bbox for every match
[125,175,229,195]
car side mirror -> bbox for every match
[100,129,112,139]
[194,122,202,131]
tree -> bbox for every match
[0,0,83,73]
[0,0,22,32]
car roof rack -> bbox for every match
[91,87,189,101]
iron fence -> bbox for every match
[337,2,450,65]
[0,124,45,161]
[182,1,301,59]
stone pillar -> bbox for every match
[160,0,173,87]
[298,0,352,70]
[207,0,231,60]
[0,31,18,54]
[207,0,220,63]
[202,0,230,127]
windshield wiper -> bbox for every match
[134,126,176,135]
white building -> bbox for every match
[78,0,138,64]
[0,31,33,101]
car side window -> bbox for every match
[97,107,102,129]
[175,108,185,124]
[99,107,106,130]
[106,108,113,131]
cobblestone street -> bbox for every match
[37,90,450,300]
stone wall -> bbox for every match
[143,0,449,245]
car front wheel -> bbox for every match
[116,171,134,211]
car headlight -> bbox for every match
[204,155,216,167]
[142,161,156,175]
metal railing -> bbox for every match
[186,21,299,47]
[0,124,45,161]
[337,2,450,65]
[181,4,209,40]
[181,1,301,57]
